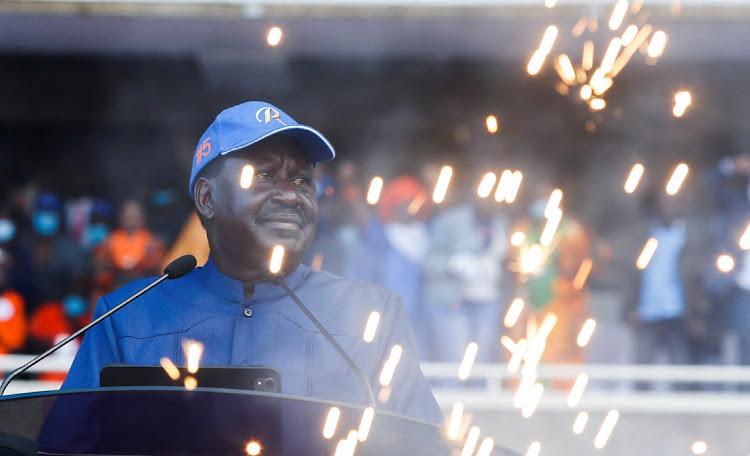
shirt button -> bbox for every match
[243,307,253,318]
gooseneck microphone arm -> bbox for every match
[0,255,197,396]
[273,275,377,408]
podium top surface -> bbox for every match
[0,387,520,456]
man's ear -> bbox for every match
[194,177,216,222]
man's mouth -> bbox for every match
[263,213,304,228]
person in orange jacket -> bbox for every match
[94,200,165,295]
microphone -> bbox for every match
[271,273,376,408]
[0,255,197,396]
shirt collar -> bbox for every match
[199,255,310,303]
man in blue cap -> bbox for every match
[63,101,442,423]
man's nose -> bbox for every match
[270,179,300,206]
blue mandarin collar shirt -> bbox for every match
[62,257,442,423]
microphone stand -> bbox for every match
[273,275,376,408]
[0,274,171,396]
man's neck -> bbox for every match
[211,254,267,300]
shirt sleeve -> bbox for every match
[375,292,444,424]
[60,295,121,389]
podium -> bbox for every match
[0,387,520,455]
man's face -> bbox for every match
[209,136,318,272]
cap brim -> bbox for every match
[221,125,336,164]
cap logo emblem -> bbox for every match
[196,137,211,165]
[255,107,287,126]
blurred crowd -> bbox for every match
[3,153,750,388]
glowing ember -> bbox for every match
[378,385,392,403]
[458,342,479,380]
[184,376,197,390]
[460,426,481,456]
[363,311,381,343]
[246,441,262,456]
[544,189,563,218]
[521,383,544,418]
[447,402,465,440]
[593,409,620,449]
[366,177,384,205]
[557,55,577,84]
[673,91,692,117]
[378,344,403,386]
[240,165,254,189]
[540,208,563,247]
[624,163,645,194]
[495,170,514,202]
[537,312,558,340]
[477,172,498,198]
[691,441,707,455]
[526,441,541,456]
[267,27,283,46]
[567,373,589,407]
[311,252,324,271]
[608,0,629,30]
[506,171,523,203]
[717,254,735,273]
[184,340,204,374]
[572,411,589,434]
[739,222,750,250]
[577,318,597,347]
[477,437,495,456]
[433,166,453,204]
[666,163,689,195]
[647,31,668,58]
[580,85,593,101]
[511,231,526,246]
[572,258,594,290]
[357,407,375,441]
[621,25,638,46]
[601,38,622,73]
[323,407,341,439]
[486,115,499,134]
[582,41,594,71]
[521,244,544,274]
[636,238,659,270]
[539,26,559,55]
[590,99,606,111]
[514,369,538,408]
[507,338,528,373]
[160,357,180,380]
[527,50,547,76]
[269,245,285,274]
[504,298,525,328]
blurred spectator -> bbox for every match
[94,200,165,292]
[510,187,592,368]
[0,201,36,303]
[29,192,90,313]
[0,247,28,355]
[708,154,750,374]
[80,199,115,250]
[623,191,708,388]
[367,175,431,353]
[423,195,508,365]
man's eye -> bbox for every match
[256,171,271,180]
[292,177,311,186]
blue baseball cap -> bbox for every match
[189,101,336,197]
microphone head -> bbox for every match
[164,255,197,279]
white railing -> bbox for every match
[4,356,750,414]
[5,0,748,7]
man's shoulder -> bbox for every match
[305,268,399,299]
[98,268,203,309]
